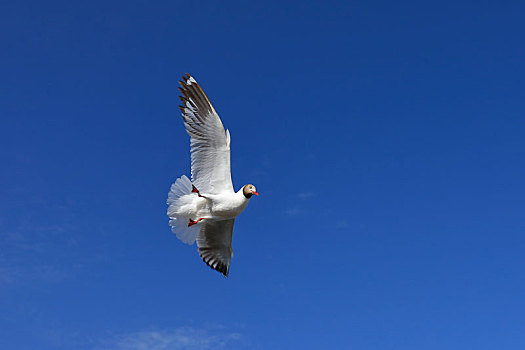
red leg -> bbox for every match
[192,185,206,198]
[188,218,205,227]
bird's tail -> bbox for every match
[166,175,200,245]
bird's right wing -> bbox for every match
[178,74,234,195]
[196,219,235,277]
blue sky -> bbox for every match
[1,0,524,349]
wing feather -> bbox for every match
[196,219,235,277]
[178,74,234,194]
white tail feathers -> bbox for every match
[167,175,200,245]
[167,174,192,206]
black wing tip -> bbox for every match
[177,73,216,120]
[179,73,194,86]
[203,257,230,277]
[199,250,230,277]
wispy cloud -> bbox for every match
[97,327,241,350]
[297,192,314,199]
[335,219,349,229]
[282,192,315,217]
[285,207,302,216]
[0,260,71,286]
[0,266,17,285]
[0,219,80,286]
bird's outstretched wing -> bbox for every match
[178,74,234,194]
[196,219,235,277]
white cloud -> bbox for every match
[285,207,302,216]
[98,327,241,350]
[297,192,315,199]
[335,219,349,229]
[0,261,70,286]
[0,210,83,286]
[0,226,72,286]
[297,192,314,199]
[0,266,16,284]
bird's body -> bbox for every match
[166,74,258,277]
[205,191,251,219]
[168,186,250,221]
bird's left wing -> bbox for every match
[196,219,235,277]
[178,74,234,195]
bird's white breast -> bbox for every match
[208,191,249,219]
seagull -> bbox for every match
[167,73,258,277]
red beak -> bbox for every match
[253,191,259,196]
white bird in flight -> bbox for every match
[167,73,259,277]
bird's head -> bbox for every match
[243,184,259,198]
